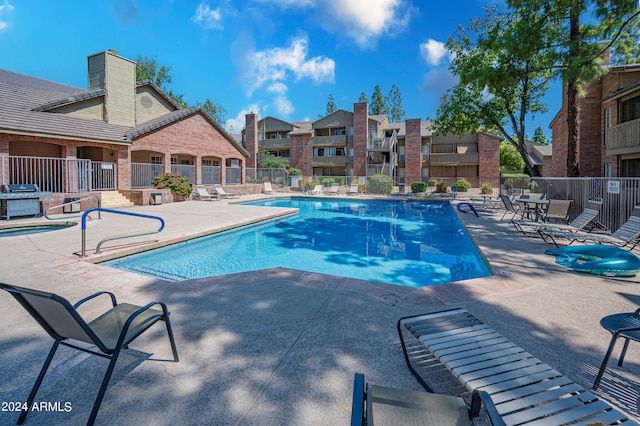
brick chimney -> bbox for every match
[245,113,259,168]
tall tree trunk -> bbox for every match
[566,4,581,177]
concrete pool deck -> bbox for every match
[0,194,639,425]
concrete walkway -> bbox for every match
[0,195,639,425]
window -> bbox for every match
[202,159,212,166]
[170,157,177,164]
[151,156,162,164]
[604,163,613,177]
[334,129,346,136]
[605,107,612,128]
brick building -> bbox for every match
[0,50,249,209]
[550,59,640,177]
[243,104,501,191]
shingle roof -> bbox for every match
[0,69,132,143]
[0,69,248,157]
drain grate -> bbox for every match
[302,272,314,277]
[379,294,402,306]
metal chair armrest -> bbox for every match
[471,390,506,426]
[74,291,117,309]
[115,301,169,348]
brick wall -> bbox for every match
[245,113,258,169]
[478,133,500,179]
[290,133,313,175]
[132,112,247,184]
[578,79,603,176]
[404,119,422,186]
[353,102,368,176]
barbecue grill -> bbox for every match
[0,184,53,220]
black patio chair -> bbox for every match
[351,373,505,426]
[0,283,179,425]
[594,308,640,390]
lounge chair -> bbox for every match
[398,308,637,425]
[310,184,323,195]
[0,283,179,425]
[512,197,604,236]
[347,184,359,196]
[498,194,524,221]
[193,185,219,201]
[540,204,640,249]
[213,184,240,199]
[594,308,640,390]
[351,373,503,426]
[263,182,277,195]
[326,183,339,195]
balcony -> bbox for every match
[313,135,347,147]
[606,118,640,156]
[429,152,479,165]
[261,139,291,149]
[312,156,347,167]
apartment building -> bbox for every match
[0,50,249,208]
[243,103,501,191]
[550,58,640,177]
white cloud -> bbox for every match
[225,104,261,134]
[244,35,335,96]
[252,0,413,48]
[192,2,223,30]
[267,82,288,95]
[274,96,294,116]
[0,0,15,32]
[420,39,448,66]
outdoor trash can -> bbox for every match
[150,192,162,205]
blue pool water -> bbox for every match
[105,199,491,287]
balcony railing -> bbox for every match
[429,152,479,165]
[261,139,291,149]
[313,135,347,147]
[312,156,347,167]
[606,118,640,155]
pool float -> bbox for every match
[545,245,640,277]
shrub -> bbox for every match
[410,181,428,193]
[501,173,530,191]
[366,174,393,194]
[274,177,285,186]
[435,182,448,193]
[286,167,302,176]
[428,178,438,187]
[321,177,335,187]
[481,184,493,194]
[453,180,469,192]
[152,173,193,197]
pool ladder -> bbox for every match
[80,207,164,257]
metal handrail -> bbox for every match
[80,208,164,257]
[45,195,102,220]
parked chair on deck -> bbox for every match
[594,308,640,390]
[539,199,572,223]
[326,183,339,195]
[540,204,640,249]
[347,184,359,196]
[0,283,179,426]
[213,184,240,199]
[310,184,323,195]
[263,182,277,195]
[512,197,605,237]
[351,373,504,426]
[499,194,524,221]
[193,185,219,201]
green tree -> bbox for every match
[136,55,188,108]
[532,127,549,145]
[358,92,368,103]
[500,141,525,171]
[507,0,640,176]
[386,84,405,122]
[321,93,337,117]
[370,85,388,115]
[198,98,227,125]
[259,151,290,169]
[431,6,554,176]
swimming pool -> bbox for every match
[105,198,491,287]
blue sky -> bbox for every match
[0,0,559,137]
